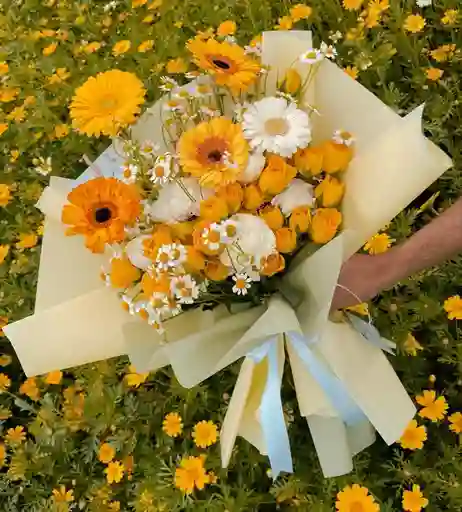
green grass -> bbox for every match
[1,0,462,510]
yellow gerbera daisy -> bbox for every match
[70,70,146,137]
[193,420,218,448]
[162,412,183,437]
[179,117,248,188]
[187,38,260,93]
[448,412,462,434]
[335,484,379,512]
[62,177,141,253]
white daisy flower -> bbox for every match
[149,291,169,311]
[416,0,432,6]
[242,97,311,158]
[200,105,221,118]
[33,156,52,176]
[140,140,159,155]
[202,224,224,251]
[329,31,343,42]
[299,48,324,64]
[159,76,178,92]
[121,294,134,313]
[121,163,139,184]
[232,273,252,296]
[218,219,238,243]
[187,82,213,98]
[170,274,199,304]
[173,88,191,101]
[332,129,355,147]
[244,43,262,56]
[163,98,186,113]
[149,154,173,185]
[156,243,187,271]
[320,42,337,60]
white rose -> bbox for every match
[125,235,152,270]
[220,214,276,271]
[271,179,314,216]
[146,177,210,223]
[238,151,265,184]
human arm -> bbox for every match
[331,196,462,310]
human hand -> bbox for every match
[331,252,397,310]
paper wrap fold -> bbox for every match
[4,31,452,477]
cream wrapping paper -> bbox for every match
[4,30,452,476]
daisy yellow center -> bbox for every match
[226,225,236,237]
[350,503,364,512]
[159,252,169,264]
[152,298,164,308]
[264,118,289,136]
[155,166,165,177]
[208,231,221,244]
[236,279,246,289]
[171,249,181,260]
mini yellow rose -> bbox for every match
[243,184,265,211]
[200,196,229,222]
[261,252,285,276]
[259,155,297,196]
[275,227,297,253]
[289,206,311,233]
[309,208,342,244]
[315,175,345,207]
[294,146,324,176]
[259,206,284,231]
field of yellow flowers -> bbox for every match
[1,0,462,510]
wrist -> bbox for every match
[376,243,410,290]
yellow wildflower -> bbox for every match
[113,40,131,56]
[425,68,444,81]
[142,14,154,23]
[162,412,183,437]
[175,456,210,494]
[0,87,19,102]
[403,333,423,356]
[0,353,12,366]
[402,485,428,512]
[138,40,154,53]
[132,0,148,6]
[290,4,312,21]
[363,233,393,254]
[108,501,121,511]
[344,66,359,80]
[0,317,8,336]
[166,57,187,73]
[335,484,379,512]
[84,42,102,54]
[54,124,70,139]
[0,245,10,264]
[52,486,74,503]
[5,426,26,445]
[442,9,458,25]
[125,365,149,387]
[0,443,5,467]
[43,42,58,56]
[105,461,125,484]
[416,390,448,421]
[0,123,8,136]
[0,407,11,420]
[404,14,426,33]
[430,44,456,62]
[217,20,237,36]
[448,412,462,434]
[444,295,462,320]
[342,0,363,10]
[16,233,38,249]
[0,373,11,391]
[0,62,9,75]
[98,443,115,464]
[276,16,293,30]
[19,377,40,401]
[45,370,63,385]
[193,420,218,448]
[7,106,25,123]
[0,184,12,206]
[345,303,369,316]
[398,420,427,450]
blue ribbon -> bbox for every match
[346,313,396,355]
[248,338,293,478]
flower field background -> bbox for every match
[0,0,462,510]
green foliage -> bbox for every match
[1,0,462,510]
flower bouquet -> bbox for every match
[5,30,451,477]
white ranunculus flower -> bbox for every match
[125,235,152,270]
[238,150,266,184]
[242,96,311,158]
[146,177,209,223]
[221,214,276,271]
[272,179,315,216]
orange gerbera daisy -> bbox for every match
[187,38,260,93]
[62,177,141,253]
[178,117,248,188]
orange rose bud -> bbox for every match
[141,271,170,296]
[289,206,311,233]
[259,155,297,196]
[217,182,243,214]
[309,208,342,244]
[315,175,345,207]
[261,252,285,276]
[204,259,229,281]
[283,68,301,94]
[200,196,229,222]
[185,245,206,271]
[321,141,353,173]
[294,146,324,176]
[259,205,284,231]
[243,183,265,211]
[110,257,140,289]
[151,224,174,246]
[275,227,297,253]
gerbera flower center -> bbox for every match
[197,137,228,166]
[350,502,364,512]
[94,206,113,224]
[208,231,221,244]
[264,118,290,136]
[211,58,231,70]
[208,150,223,163]
[100,96,118,111]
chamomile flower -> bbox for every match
[32,156,53,176]
[200,106,221,118]
[149,154,173,185]
[121,294,134,313]
[332,130,355,146]
[320,42,337,60]
[244,43,262,56]
[149,291,169,311]
[156,243,187,271]
[170,274,199,304]
[299,48,324,64]
[232,273,252,295]
[187,82,213,97]
[163,98,186,113]
[140,140,159,155]
[121,163,139,183]
[159,76,178,92]
[242,97,311,157]
[218,219,238,243]
[202,224,225,251]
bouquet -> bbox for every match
[5,30,451,478]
